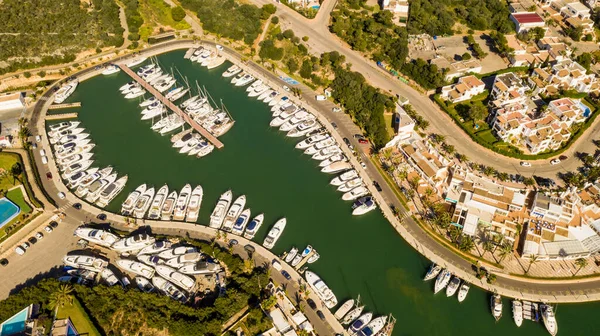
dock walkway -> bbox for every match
[48,102,81,109]
[117,64,224,149]
[45,113,78,120]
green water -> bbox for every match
[59,50,597,335]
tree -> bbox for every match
[458,235,475,252]
[576,53,593,71]
[38,70,46,78]
[271,16,279,24]
[262,4,277,16]
[282,29,295,39]
[10,162,22,184]
[462,52,472,60]
[171,6,186,22]
[258,40,283,60]
[262,295,277,310]
[565,26,583,41]
[442,143,455,155]
[48,284,74,316]
[526,255,539,274]
[468,101,488,122]
[486,273,497,284]
[299,60,312,79]
[286,58,299,73]
[574,258,588,275]
[523,177,535,186]
[498,242,513,263]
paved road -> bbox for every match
[244,0,600,180]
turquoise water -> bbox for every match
[58,49,599,335]
[0,306,28,336]
[0,198,20,229]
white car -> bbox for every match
[35,135,41,142]
[44,226,53,233]
[35,232,44,240]
[15,246,25,255]
[216,44,223,51]
[550,158,560,165]
[57,192,66,199]
[283,85,290,92]
[520,162,531,167]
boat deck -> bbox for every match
[117,64,224,149]
[522,301,540,322]
[294,250,315,270]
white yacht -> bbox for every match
[307,251,320,263]
[53,81,78,104]
[102,64,120,75]
[111,233,156,253]
[133,187,156,218]
[280,111,311,131]
[49,121,76,132]
[270,109,297,127]
[152,277,187,302]
[147,184,169,220]
[235,74,255,87]
[446,276,461,297]
[173,132,195,148]
[74,227,120,248]
[155,265,195,292]
[209,190,233,229]
[96,175,128,208]
[57,133,90,145]
[319,154,346,168]
[305,270,338,308]
[222,195,246,232]
[100,268,121,287]
[434,269,452,294]
[165,253,202,268]
[155,78,177,93]
[141,107,166,121]
[245,79,263,92]
[263,90,279,103]
[541,304,557,336]
[222,64,242,78]
[61,160,93,180]
[173,184,192,221]
[66,167,98,189]
[263,218,286,249]
[248,84,269,98]
[270,95,289,108]
[313,146,342,161]
[127,57,147,67]
[158,246,198,259]
[356,316,387,336]
[457,282,470,302]
[243,213,264,239]
[124,88,146,99]
[347,311,371,332]
[121,184,147,216]
[116,259,155,279]
[287,119,320,137]
[284,247,298,263]
[58,152,93,168]
[75,167,112,197]
[231,208,251,235]
[304,138,335,155]
[491,294,503,321]
[63,255,108,272]
[140,96,158,107]
[342,186,369,201]
[161,191,178,220]
[138,240,173,255]
[135,277,155,293]
[85,172,116,203]
[56,144,96,161]
[331,170,358,186]
[230,72,245,84]
[183,185,203,222]
[137,255,163,267]
[296,133,328,150]
[119,81,137,92]
[179,136,201,154]
[322,161,352,174]
[189,47,204,62]
[179,261,220,275]
[189,139,214,157]
[512,300,523,327]
[352,196,377,215]
[338,178,362,192]
[334,299,355,320]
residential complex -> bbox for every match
[440,75,486,103]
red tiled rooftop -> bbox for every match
[511,13,545,24]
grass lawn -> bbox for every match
[56,298,102,336]
[0,153,20,191]
[383,114,396,139]
[6,188,32,214]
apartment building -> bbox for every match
[548,60,598,93]
[399,138,452,193]
[439,75,486,103]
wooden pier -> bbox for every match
[48,102,81,110]
[117,64,224,149]
[45,113,78,120]
[294,250,316,270]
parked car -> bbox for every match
[57,192,66,199]
[35,135,41,142]
[315,95,326,101]
[15,246,25,255]
[343,137,353,150]
[307,299,317,310]
[316,310,326,320]
[97,213,107,221]
[331,122,338,129]
[73,203,82,210]
[46,172,53,180]
[281,270,292,280]
[49,221,58,228]
[215,44,223,51]
[520,161,531,167]
[353,134,365,140]
[0,258,8,266]
[44,226,53,233]
[28,237,37,244]
[373,181,382,192]
[332,107,342,113]
[21,242,30,250]
[550,158,560,165]
[35,232,43,240]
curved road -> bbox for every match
[247,0,599,179]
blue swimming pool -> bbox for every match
[0,197,20,229]
[0,306,29,336]
[311,5,320,9]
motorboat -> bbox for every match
[127,57,147,67]
[58,275,90,285]
[184,185,203,222]
[53,81,78,104]
[67,167,98,188]
[66,269,97,281]
[512,300,523,327]
[74,227,120,247]
[290,254,302,267]
[235,74,255,87]
[137,255,163,267]
[304,270,337,308]
[61,159,93,179]
[207,55,226,69]
[140,100,162,113]
[270,109,297,127]
[284,247,298,263]
[304,137,335,155]
[231,208,251,235]
[341,179,363,193]
[158,246,198,260]
[222,64,242,77]
[57,133,90,145]
[84,172,116,203]
[179,261,221,275]
[136,63,156,75]
[49,121,77,132]
[165,252,202,268]
[342,186,369,201]
[173,132,194,148]
[312,146,342,161]
[352,196,377,215]
[457,282,470,302]
[63,255,108,272]
[140,96,157,107]
[347,312,371,332]
[141,107,166,120]
[116,259,155,279]
[222,195,246,232]
[50,127,84,141]
[102,64,120,75]
[121,184,147,216]
[124,88,146,99]
[263,90,279,103]
[173,184,192,221]
[319,153,346,168]
[193,140,215,158]
[248,83,269,98]
[161,191,178,220]
[272,102,296,118]
[56,144,96,161]
[152,277,187,302]
[57,152,93,168]
[342,306,365,325]
[322,161,352,174]
[96,175,128,208]
[209,190,233,229]
[111,233,156,253]
[101,268,121,286]
[307,251,320,263]
[155,265,195,292]
[541,304,557,335]
[434,269,451,294]
[147,184,169,220]
[334,299,355,320]
[263,218,286,249]
[243,213,264,239]
[75,166,112,197]
[491,294,503,321]
[356,316,387,336]
[122,83,142,95]
[119,81,137,92]
[245,79,263,92]
[331,170,359,186]
[138,240,173,255]
[179,136,201,154]
[230,72,245,84]
[280,111,311,131]
[296,133,328,150]
[155,78,177,93]
[285,117,318,138]
[189,47,204,62]
[446,276,461,297]
[56,139,91,154]
[133,187,156,218]
[159,116,185,135]
[257,88,273,101]
[270,95,289,108]
[424,263,442,281]
[135,277,155,293]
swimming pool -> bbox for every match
[0,306,29,336]
[311,5,320,9]
[0,197,20,229]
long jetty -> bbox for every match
[45,113,78,120]
[48,102,81,109]
[117,64,224,149]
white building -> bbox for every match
[440,75,486,103]
[510,12,546,33]
[0,92,25,111]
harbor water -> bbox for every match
[59,50,597,335]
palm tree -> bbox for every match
[449,226,461,243]
[397,169,407,182]
[526,255,539,274]
[424,188,434,200]
[482,240,494,258]
[574,258,588,275]
[458,235,475,252]
[498,243,513,263]
[409,176,420,190]
[10,163,22,184]
[48,284,74,317]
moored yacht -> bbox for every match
[161,191,178,220]
[334,299,355,320]
[74,227,120,247]
[75,166,112,197]
[347,312,371,333]
[235,74,254,87]
[185,185,204,222]
[222,195,246,232]
[222,64,242,77]
[457,282,470,302]
[111,233,156,253]
[342,305,365,325]
[140,96,157,107]
[135,277,155,293]
[53,81,78,104]
[331,170,358,186]
[263,218,286,249]
[243,213,264,239]
[209,190,233,228]
[512,300,523,327]
[67,167,98,188]
[287,117,319,138]
[342,185,369,201]
[245,79,262,92]
[284,247,298,263]
[85,172,116,203]
[491,294,503,321]
[96,175,128,208]
[165,253,202,268]
[127,57,147,67]
[152,277,187,302]
[423,263,442,281]
[63,255,108,272]
[116,259,155,279]
[445,276,461,297]
[231,208,251,235]
[434,269,451,294]
[138,240,173,255]
[541,304,557,335]
[356,316,387,336]
[312,145,342,161]
[352,196,377,215]
[102,64,120,75]
[173,184,192,221]
[147,184,169,220]
[133,187,156,218]
[322,161,352,174]
[230,72,245,84]
[179,261,221,275]
[155,265,195,292]
[319,154,345,168]
[158,246,198,260]
[296,133,328,150]
[304,270,338,308]
[121,184,147,216]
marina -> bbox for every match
[48,48,598,336]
